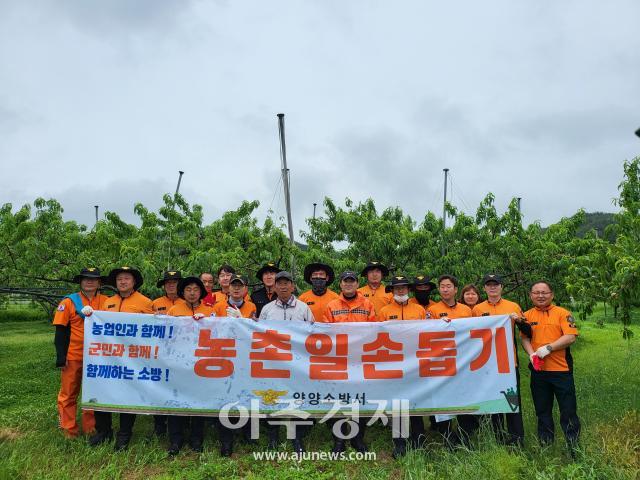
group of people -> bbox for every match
[52,260,581,458]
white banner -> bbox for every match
[82,312,519,417]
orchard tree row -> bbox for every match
[1,157,639,338]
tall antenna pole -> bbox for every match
[167,170,185,270]
[441,168,449,256]
[175,171,184,196]
[516,197,522,215]
[277,113,296,277]
[277,114,295,244]
[94,205,99,227]
[313,203,317,220]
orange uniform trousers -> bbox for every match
[58,360,95,437]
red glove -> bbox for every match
[530,354,544,371]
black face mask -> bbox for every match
[311,278,328,296]
[414,290,431,306]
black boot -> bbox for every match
[88,430,112,447]
[114,431,132,451]
[392,438,407,459]
[332,438,346,453]
[267,424,279,449]
[167,442,181,456]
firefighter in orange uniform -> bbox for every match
[165,276,214,455]
[521,280,580,454]
[409,275,436,309]
[152,270,184,314]
[150,270,184,437]
[89,266,153,451]
[425,274,470,446]
[470,274,531,446]
[211,274,257,455]
[357,261,392,316]
[212,274,257,318]
[379,275,427,457]
[298,262,339,322]
[426,275,472,321]
[324,271,377,453]
[53,267,109,439]
[212,264,236,304]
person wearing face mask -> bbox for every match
[213,274,257,318]
[409,275,436,309]
[298,262,339,322]
[378,276,427,457]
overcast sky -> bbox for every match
[1,1,639,239]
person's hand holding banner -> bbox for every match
[192,313,205,321]
[226,306,242,318]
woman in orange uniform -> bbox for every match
[166,276,215,455]
[53,267,109,439]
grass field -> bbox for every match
[0,310,638,479]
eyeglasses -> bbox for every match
[531,291,552,296]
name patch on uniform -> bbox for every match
[107,304,116,309]
[306,302,315,306]
[158,307,166,311]
[481,313,490,316]
[439,313,448,317]
[389,315,398,319]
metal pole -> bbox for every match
[167,170,185,270]
[277,113,296,277]
[277,114,295,244]
[175,171,184,196]
[313,203,317,220]
[516,197,522,215]
[441,168,449,256]
[94,205,99,228]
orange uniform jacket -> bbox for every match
[53,292,109,361]
[409,297,435,309]
[472,298,523,318]
[322,293,377,323]
[357,284,392,316]
[473,298,524,367]
[102,291,154,314]
[205,291,250,306]
[212,299,257,318]
[426,301,472,320]
[379,301,426,321]
[298,289,339,323]
[152,296,185,314]
[523,305,579,372]
[167,302,216,317]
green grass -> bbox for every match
[0,310,638,479]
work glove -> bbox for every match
[535,345,552,359]
[226,306,242,318]
[529,354,544,371]
[192,313,205,321]
[441,316,451,323]
[81,306,94,317]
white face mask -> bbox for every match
[394,294,409,304]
